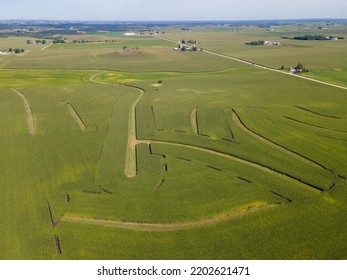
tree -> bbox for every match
[295,62,308,72]
[296,62,304,70]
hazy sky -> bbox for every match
[1,0,346,21]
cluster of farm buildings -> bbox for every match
[264,41,281,45]
[173,40,200,51]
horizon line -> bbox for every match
[1,17,347,23]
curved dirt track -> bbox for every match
[12,88,36,136]
[61,203,275,232]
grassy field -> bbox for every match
[0,22,346,260]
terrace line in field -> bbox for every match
[67,103,86,132]
[61,202,275,232]
[11,88,36,136]
[191,108,198,134]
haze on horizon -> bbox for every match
[1,0,346,21]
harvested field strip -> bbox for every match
[191,108,198,134]
[317,134,347,142]
[151,105,158,129]
[238,177,252,184]
[11,88,35,136]
[67,103,86,131]
[270,191,292,203]
[47,201,55,226]
[207,165,222,171]
[54,235,62,255]
[284,116,347,133]
[139,139,325,192]
[156,179,165,189]
[176,157,191,161]
[232,109,333,171]
[99,186,113,195]
[226,121,235,140]
[61,203,275,232]
[124,89,144,178]
[295,106,343,119]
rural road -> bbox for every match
[156,35,347,91]
[203,49,347,91]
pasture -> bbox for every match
[0,22,346,259]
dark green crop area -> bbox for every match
[0,23,346,260]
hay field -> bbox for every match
[0,23,346,259]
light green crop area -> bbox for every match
[0,23,346,260]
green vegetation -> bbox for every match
[283,35,345,40]
[0,20,346,260]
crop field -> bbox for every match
[0,22,346,260]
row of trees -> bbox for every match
[282,35,344,41]
[26,39,46,44]
[6,48,25,54]
[280,62,309,72]
[53,39,66,44]
[246,40,265,46]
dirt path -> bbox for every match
[41,44,52,51]
[12,88,36,136]
[191,108,198,134]
[61,203,275,232]
[124,90,144,178]
[67,103,86,131]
